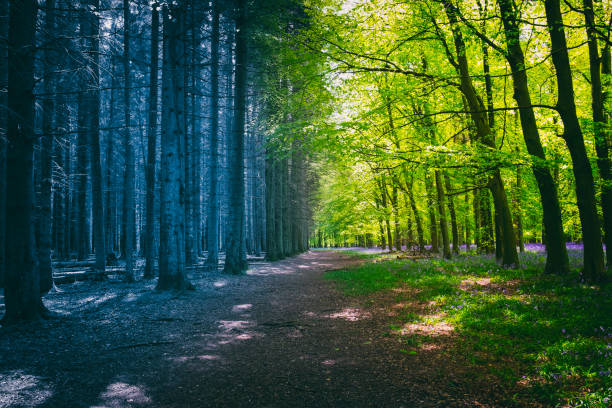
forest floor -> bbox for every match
[0,249,587,408]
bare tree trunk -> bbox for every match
[122,0,135,282]
[425,172,438,252]
[206,0,221,269]
[498,0,568,273]
[144,3,160,278]
[544,0,605,281]
[84,0,105,278]
[38,0,58,293]
[435,171,451,259]
[443,0,518,266]
[406,176,425,251]
[157,3,191,290]
[583,0,612,269]
[0,0,7,288]
[224,0,248,274]
[444,173,459,254]
[3,0,43,323]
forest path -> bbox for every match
[1,251,494,408]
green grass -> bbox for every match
[325,251,612,407]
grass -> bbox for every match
[325,249,612,407]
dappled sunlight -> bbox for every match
[213,280,228,288]
[122,292,143,303]
[91,381,151,407]
[325,307,371,322]
[195,319,264,347]
[246,264,298,276]
[168,354,221,364]
[0,370,53,407]
[400,318,454,337]
[231,304,252,313]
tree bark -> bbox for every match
[443,0,518,266]
[498,0,568,273]
[38,0,57,293]
[583,0,612,268]
[223,0,248,274]
[544,0,605,281]
[435,171,451,259]
[144,3,160,278]
[3,0,43,323]
[122,0,135,282]
[206,0,221,269]
[406,176,425,251]
[444,173,459,254]
[157,3,191,290]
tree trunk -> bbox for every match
[122,0,135,282]
[206,0,221,268]
[3,0,43,323]
[444,173,459,254]
[157,3,191,290]
[583,0,612,268]
[406,176,425,251]
[443,0,519,266]
[425,172,438,252]
[144,3,160,278]
[0,0,7,288]
[224,0,248,274]
[38,0,57,293]
[498,0,568,273]
[82,0,105,278]
[435,171,451,259]
[544,0,605,281]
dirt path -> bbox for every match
[0,251,497,408]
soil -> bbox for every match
[0,251,511,407]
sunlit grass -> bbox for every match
[325,250,612,406]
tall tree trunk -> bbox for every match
[425,172,438,252]
[406,176,425,251]
[443,0,519,266]
[515,164,525,253]
[444,173,459,254]
[435,171,451,259]
[190,1,201,258]
[464,192,471,250]
[3,0,43,323]
[391,179,401,250]
[38,0,57,293]
[206,0,221,269]
[83,0,105,278]
[583,0,612,268]
[122,0,135,282]
[144,3,160,278]
[224,0,248,274]
[498,0,568,273]
[157,3,190,290]
[0,0,6,287]
[544,0,605,281]
[380,177,393,251]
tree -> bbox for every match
[3,0,43,323]
[497,0,569,274]
[224,0,249,274]
[144,2,160,279]
[122,0,135,282]
[157,2,191,290]
[206,0,221,270]
[544,0,605,281]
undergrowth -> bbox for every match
[325,250,612,407]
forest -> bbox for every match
[1,0,612,406]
